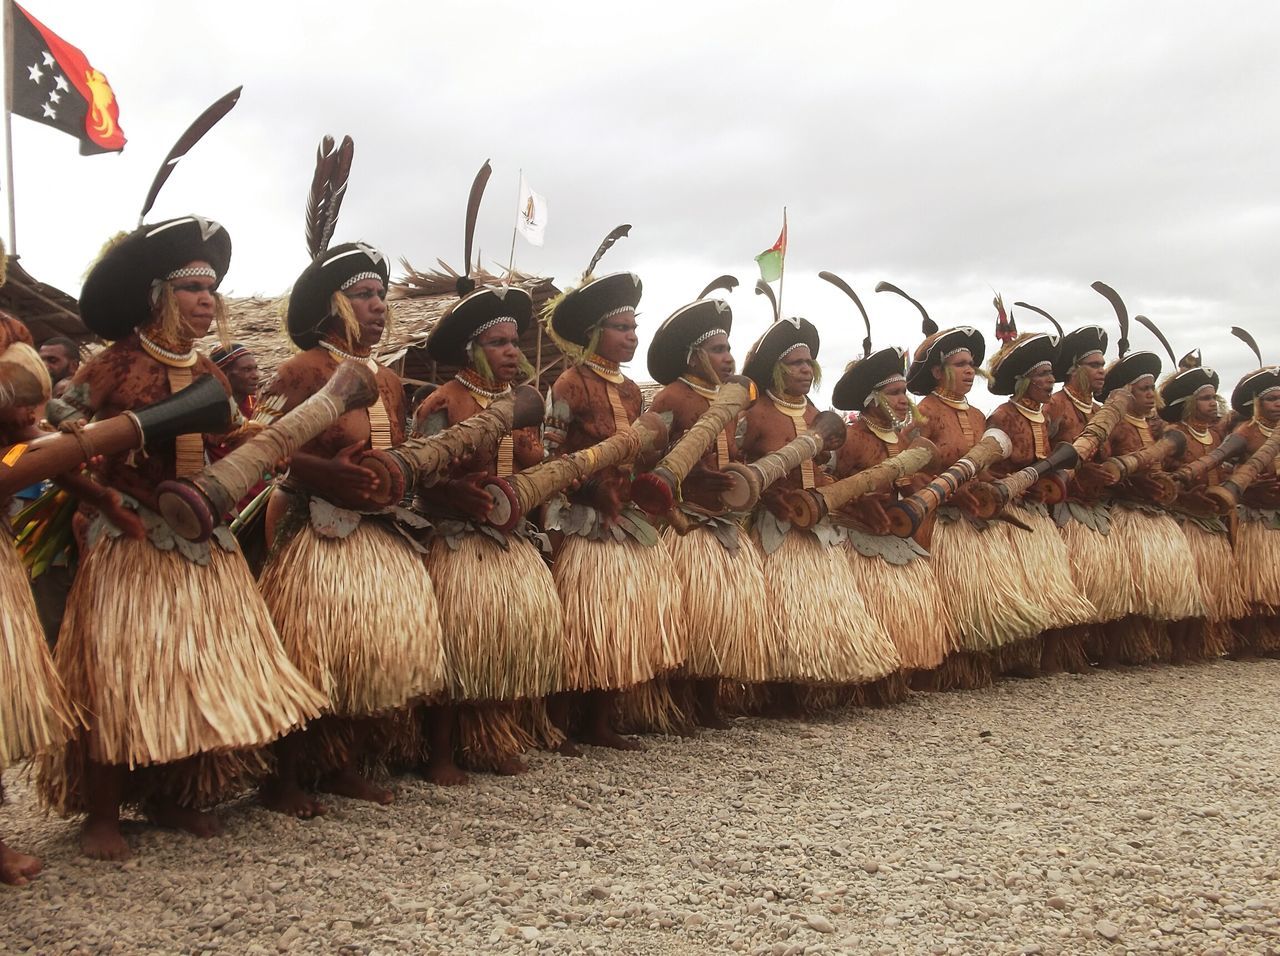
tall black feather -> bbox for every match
[698,274,739,300]
[1012,301,1064,337]
[1231,326,1264,366]
[1091,281,1129,358]
[458,159,492,296]
[304,134,354,258]
[138,86,243,226]
[874,281,936,336]
[819,271,872,357]
[584,224,631,279]
[754,279,780,323]
[1133,315,1177,367]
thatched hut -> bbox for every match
[0,256,92,347]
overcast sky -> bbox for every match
[4,0,1277,410]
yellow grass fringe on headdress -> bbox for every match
[927,516,1051,653]
[553,534,686,692]
[752,530,900,684]
[423,533,565,701]
[661,524,781,682]
[37,531,325,813]
[844,546,957,672]
[1107,508,1206,620]
[0,537,77,771]
[259,518,447,716]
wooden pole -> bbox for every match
[4,0,18,255]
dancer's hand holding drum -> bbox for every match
[158,359,379,542]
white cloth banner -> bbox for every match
[516,175,547,247]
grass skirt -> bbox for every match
[617,677,694,735]
[553,534,686,692]
[1,536,77,770]
[844,548,956,672]
[754,531,899,684]
[259,520,446,717]
[1060,518,1135,623]
[662,525,780,681]
[1108,508,1205,620]
[1234,519,1280,612]
[1001,510,1097,630]
[424,534,564,701]
[457,701,537,772]
[38,533,323,814]
[928,516,1050,653]
[1181,522,1247,622]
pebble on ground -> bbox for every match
[5,660,1279,955]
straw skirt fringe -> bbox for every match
[51,534,323,770]
[754,531,899,685]
[844,548,957,672]
[617,678,693,736]
[662,525,780,682]
[1234,520,1280,612]
[424,534,564,701]
[457,702,537,771]
[1001,510,1097,630]
[1060,519,1135,623]
[928,517,1050,652]
[553,535,686,692]
[259,520,446,716]
[1181,522,1247,622]
[1,536,77,770]
[1108,508,1206,621]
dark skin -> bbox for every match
[1104,379,1170,500]
[415,321,542,783]
[259,279,404,818]
[987,365,1057,491]
[1233,391,1280,507]
[66,265,237,860]
[223,353,261,406]
[546,314,647,753]
[38,342,78,385]
[831,381,913,535]
[1046,355,1112,497]
[909,350,986,516]
[1167,388,1229,513]
[648,334,740,729]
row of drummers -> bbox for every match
[1,214,1279,869]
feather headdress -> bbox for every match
[819,271,872,357]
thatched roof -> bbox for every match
[210,265,568,391]
[0,256,93,346]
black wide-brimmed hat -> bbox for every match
[988,332,1061,396]
[1158,366,1220,423]
[426,286,533,366]
[742,318,820,391]
[904,326,985,396]
[832,347,907,411]
[546,272,642,350]
[1230,366,1280,415]
[646,298,733,385]
[286,241,390,350]
[1053,325,1108,382]
[80,216,232,341]
[1102,350,1162,395]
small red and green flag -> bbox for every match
[755,213,787,283]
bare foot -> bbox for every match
[492,756,528,776]
[318,768,395,805]
[554,739,583,758]
[579,728,644,752]
[259,779,328,820]
[80,817,130,861]
[0,840,42,886]
[145,802,223,838]
[419,758,469,787]
[696,711,733,731]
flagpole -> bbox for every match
[3,0,17,255]
[775,206,787,319]
[506,168,521,278]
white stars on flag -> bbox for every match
[25,51,63,120]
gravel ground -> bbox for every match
[4,659,1279,955]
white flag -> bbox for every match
[516,174,548,247]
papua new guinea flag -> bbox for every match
[10,3,126,154]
